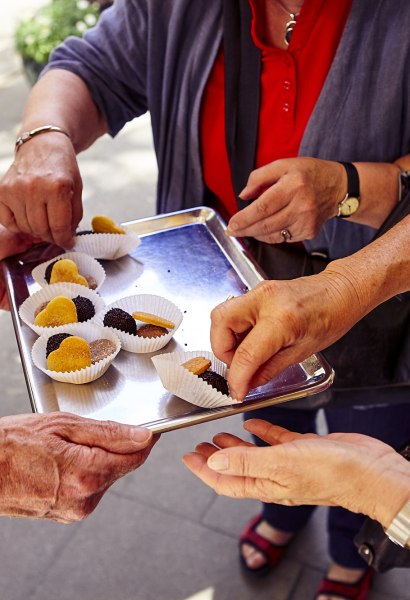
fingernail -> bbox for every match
[208,452,229,471]
[131,427,152,443]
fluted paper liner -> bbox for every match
[151,350,241,408]
[94,294,183,353]
[19,282,105,336]
[70,225,141,260]
[32,323,121,384]
[31,251,106,291]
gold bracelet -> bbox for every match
[15,125,70,154]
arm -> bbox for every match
[211,214,410,400]
[0,412,157,522]
[227,155,410,243]
[0,70,107,247]
[183,419,410,537]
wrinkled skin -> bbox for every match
[183,419,410,528]
[0,225,39,310]
[0,412,158,523]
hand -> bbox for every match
[0,225,40,310]
[226,157,345,243]
[0,412,158,522]
[210,270,365,400]
[0,134,83,247]
[183,419,406,523]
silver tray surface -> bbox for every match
[4,207,333,432]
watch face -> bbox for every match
[339,196,360,217]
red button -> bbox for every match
[283,79,291,90]
[282,102,290,113]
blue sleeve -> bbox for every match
[42,0,149,136]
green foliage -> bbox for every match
[15,0,100,66]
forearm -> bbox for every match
[323,213,410,317]
[19,69,108,153]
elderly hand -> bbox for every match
[210,267,366,400]
[0,225,40,310]
[183,419,410,527]
[227,157,345,243]
[0,134,83,248]
[0,412,158,523]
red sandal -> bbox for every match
[315,567,374,600]
[239,514,291,577]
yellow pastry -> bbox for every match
[182,356,212,375]
[91,215,125,234]
[49,259,89,287]
[132,311,175,329]
[34,296,78,327]
[47,336,92,372]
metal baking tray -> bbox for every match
[4,207,334,433]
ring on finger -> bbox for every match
[280,228,292,242]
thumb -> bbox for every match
[207,445,278,480]
[62,418,154,454]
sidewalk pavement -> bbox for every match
[0,2,409,599]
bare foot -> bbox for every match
[317,563,366,600]
[241,520,293,570]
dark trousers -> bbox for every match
[244,391,410,569]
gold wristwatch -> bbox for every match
[336,162,361,218]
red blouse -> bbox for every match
[200,0,352,219]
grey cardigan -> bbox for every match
[45,0,410,259]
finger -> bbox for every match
[227,186,287,236]
[0,205,18,233]
[239,163,282,199]
[227,322,284,400]
[70,174,83,236]
[193,442,219,459]
[206,445,286,481]
[47,191,75,247]
[212,432,254,449]
[55,415,155,453]
[210,299,252,365]
[243,420,308,445]
[183,452,250,497]
[25,200,53,243]
[5,197,31,234]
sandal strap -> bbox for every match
[239,514,288,567]
[316,569,374,600]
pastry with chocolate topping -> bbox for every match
[46,333,73,358]
[72,295,95,322]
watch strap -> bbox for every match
[385,498,410,548]
[339,161,360,198]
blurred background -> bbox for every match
[0,2,408,599]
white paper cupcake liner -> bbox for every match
[94,294,183,353]
[151,350,240,408]
[31,251,106,291]
[19,282,106,336]
[70,225,141,260]
[32,323,121,384]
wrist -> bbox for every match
[15,125,71,155]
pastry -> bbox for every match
[198,370,230,395]
[47,336,92,372]
[49,258,89,287]
[182,356,212,375]
[34,300,49,318]
[45,333,73,358]
[89,339,117,364]
[72,295,95,322]
[132,311,175,330]
[34,296,78,327]
[91,215,125,234]
[103,307,137,335]
[136,324,168,338]
[44,259,60,283]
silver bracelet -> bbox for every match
[15,125,70,154]
[398,168,410,203]
[385,498,410,548]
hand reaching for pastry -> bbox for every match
[0,412,158,522]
